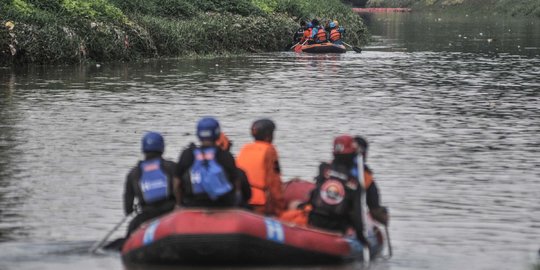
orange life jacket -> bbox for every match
[330,29,341,42]
[236,141,273,206]
[303,28,312,42]
[315,28,327,42]
[278,204,312,226]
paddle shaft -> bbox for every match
[385,225,393,258]
[90,214,130,254]
[290,42,300,50]
[357,154,370,263]
[342,41,362,53]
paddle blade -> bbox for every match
[353,46,362,53]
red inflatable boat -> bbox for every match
[122,208,383,265]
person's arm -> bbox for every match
[219,149,239,185]
[174,148,194,206]
[311,28,318,38]
[173,176,182,206]
[266,146,285,215]
[366,181,381,210]
[123,170,135,215]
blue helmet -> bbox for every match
[307,22,313,28]
[142,132,164,153]
[329,22,336,28]
[197,117,221,141]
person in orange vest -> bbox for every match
[314,135,389,226]
[310,18,328,44]
[328,21,345,45]
[236,118,285,216]
[301,22,313,45]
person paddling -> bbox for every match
[124,132,177,236]
[236,118,285,216]
[173,117,241,208]
[314,136,389,226]
[310,19,328,44]
[293,20,307,44]
[308,135,375,248]
[328,21,345,45]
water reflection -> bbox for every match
[0,71,25,241]
[362,13,540,57]
[0,13,539,270]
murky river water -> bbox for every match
[0,12,539,270]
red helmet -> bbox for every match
[333,135,357,154]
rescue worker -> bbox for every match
[328,21,344,45]
[173,117,241,208]
[236,118,285,216]
[293,20,307,44]
[308,135,379,246]
[354,135,388,225]
[314,135,389,226]
[310,18,328,44]
[124,132,177,236]
[301,22,313,45]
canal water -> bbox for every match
[0,12,539,270]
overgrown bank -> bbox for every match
[0,0,368,65]
[364,0,540,17]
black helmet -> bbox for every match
[311,18,320,26]
[251,118,276,141]
[354,136,369,160]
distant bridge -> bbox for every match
[352,8,412,13]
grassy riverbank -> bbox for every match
[365,0,540,17]
[0,0,367,65]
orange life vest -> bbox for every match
[315,28,327,42]
[330,29,341,42]
[303,28,312,42]
[236,141,273,206]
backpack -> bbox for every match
[139,158,169,204]
[190,147,232,200]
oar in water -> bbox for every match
[343,41,362,53]
[291,40,309,52]
[385,225,393,258]
[90,214,130,254]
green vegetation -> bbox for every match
[365,0,540,17]
[0,0,368,65]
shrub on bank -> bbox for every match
[0,0,367,65]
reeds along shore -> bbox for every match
[0,0,368,65]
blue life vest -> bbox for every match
[139,159,169,204]
[190,147,232,200]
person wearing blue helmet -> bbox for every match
[174,117,244,208]
[328,20,345,45]
[123,131,177,236]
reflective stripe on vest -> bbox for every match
[236,141,272,205]
[330,29,341,42]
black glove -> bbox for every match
[371,206,389,226]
